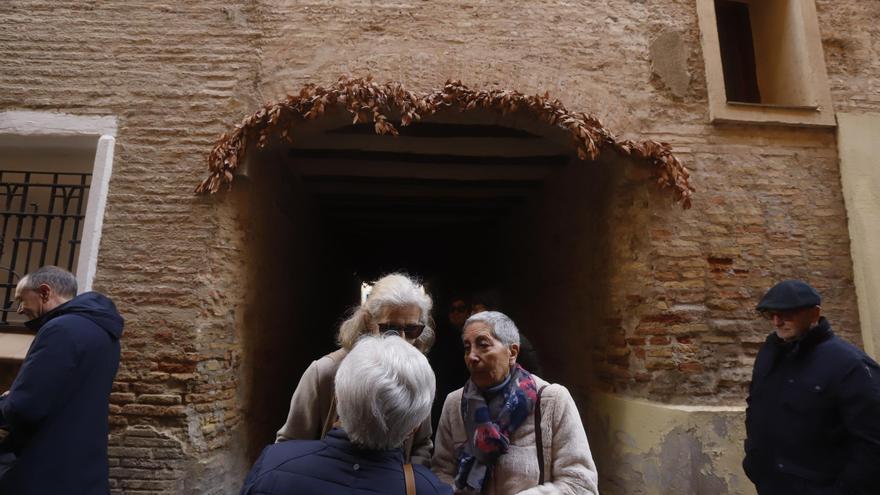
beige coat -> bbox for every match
[432,376,599,495]
[275,348,434,466]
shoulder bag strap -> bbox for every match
[404,462,417,495]
[320,395,337,439]
[403,432,414,462]
[535,385,548,485]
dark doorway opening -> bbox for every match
[237,109,622,462]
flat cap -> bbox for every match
[756,280,821,311]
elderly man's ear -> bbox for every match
[810,306,822,324]
[38,284,52,301]
[509,343,520,366]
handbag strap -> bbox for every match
[535,385,548,485]
[403,431,414,462]
[320,395,337,439]
[403,462,417,495]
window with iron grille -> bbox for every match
[0,113,115,385]
[0,170,91,326]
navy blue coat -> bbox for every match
[0,292,124,495]
[743,318,880,495]
[241,429,453,495]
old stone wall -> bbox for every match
[251,0,867,401]
[1,0,878,493]
[1,1,262,492]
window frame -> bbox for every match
[0,111,117,295]
[696,0,836,127]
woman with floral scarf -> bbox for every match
[432,311,599,495]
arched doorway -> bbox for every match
[197,77,693,467]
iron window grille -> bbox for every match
[0,170,91,327]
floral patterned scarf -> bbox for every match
[454,364,538,492]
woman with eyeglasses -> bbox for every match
[432,311,599,494]
[275,272,436,467]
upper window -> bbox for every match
[697,0,835,126]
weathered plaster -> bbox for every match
[650,31,691,98]
[586,392,755,495]
[837,112,880,360]
[0,110,117,137]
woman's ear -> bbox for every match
[508,343,520,366]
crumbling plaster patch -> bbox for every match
[587,392,755,495]
[650,31,691,98]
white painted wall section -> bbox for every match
[0,111,117,137]
[838,112,880,359]
[76,135,115,292]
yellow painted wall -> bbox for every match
[838,113,880,360]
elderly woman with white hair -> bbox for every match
[241,335,453,494]
[433,311,599,494]
[276,272,435,465]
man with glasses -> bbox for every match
[743,280,880,495]
[0,266,123,494]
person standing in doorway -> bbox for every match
[275,272,435,466]
[743,280,880,495]
[433,311,599,494]
[470,289,544,377]
[429,295,471,433]
[0,266,124,494]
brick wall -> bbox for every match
[2,1,260,492]
[2,0,878,493]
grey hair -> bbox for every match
[337,272,434,352]
[335,334,435,450]
[464,310,520,346]
[19,266,77,299]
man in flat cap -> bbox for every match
[743,280,880,495]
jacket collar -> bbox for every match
[770,316,833,357]
[24,298,74,331]
[324,428,404,464]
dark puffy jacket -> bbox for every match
[743,318,880,495]
[0,292,124,495]
[241,429,453,495]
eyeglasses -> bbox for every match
[377,323,426,339]
[759,309,801,321]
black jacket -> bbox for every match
[743,318,880,495]
[0,292,124,495]
[241,429,453,495]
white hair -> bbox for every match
[335,334,436,450]
[464,310,520,346]
[337,273,434,352]
[18,266,77,299]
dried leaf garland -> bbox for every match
[195,76,694,208]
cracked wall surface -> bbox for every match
[587,392,755,495]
